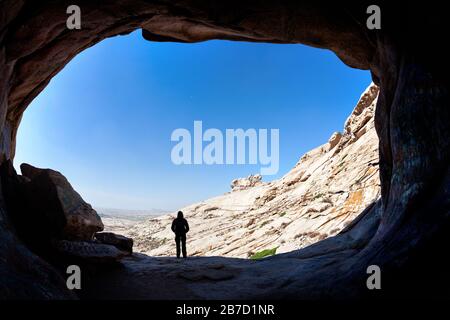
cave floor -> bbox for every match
[79,252,311,300]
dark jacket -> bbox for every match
[171,217,189,236]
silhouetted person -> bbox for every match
[171,211,189,258]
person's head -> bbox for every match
[177,211,184,219]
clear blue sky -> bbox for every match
[14,30,370,211]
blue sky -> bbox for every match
[14,30,370,211]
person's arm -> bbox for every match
[184,219,190,233]
[171,220,176,233]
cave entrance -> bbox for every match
[2,1,449,301]
[12,30,375,259]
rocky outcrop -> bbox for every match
[0,1,448,299]
[119,83,381,258]
[327,132,342,151]
[231,174,263,191]
[95,232,133,255]
[1,163,104,243]
[0,162,130,268]
[20,163,104,241]
[53,240,128,264]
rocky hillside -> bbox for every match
[119,84,381,258]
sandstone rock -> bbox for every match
[343,85,379,138]
[53,240,127,264]
[95,232,133,254]
[1,161,107,266]
[327,132,342,150]
[0,160,49,252]
[231,174,263,191]
[177,269,235,281]
[20,163,104,241]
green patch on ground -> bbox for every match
[250,247,278,260]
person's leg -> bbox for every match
[182,234,187,258]
[175,235,181,258]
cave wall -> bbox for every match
[0,1,449,299]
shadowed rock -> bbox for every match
[95,232,133,254]
[53,240,128,264]
[20,163,104,241]
[0,161,105,266]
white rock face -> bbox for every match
[119,83,381,258]
[231,174,263,191]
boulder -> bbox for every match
[20,163,104,241]
[95,232,133,254]
[52,240,128,264]
[231,174,262,191]
[327,132,342,151]
[0,162,105,259]
[0,161,41,249]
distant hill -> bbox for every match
[95,207,170,219]
[95,207,170,233]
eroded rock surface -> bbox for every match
[231,174,263,191]
[3,164,103,240]
[19,163,104,241]
[53,240,128,264]
[95,232,133,255]
[0,161,131,269]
